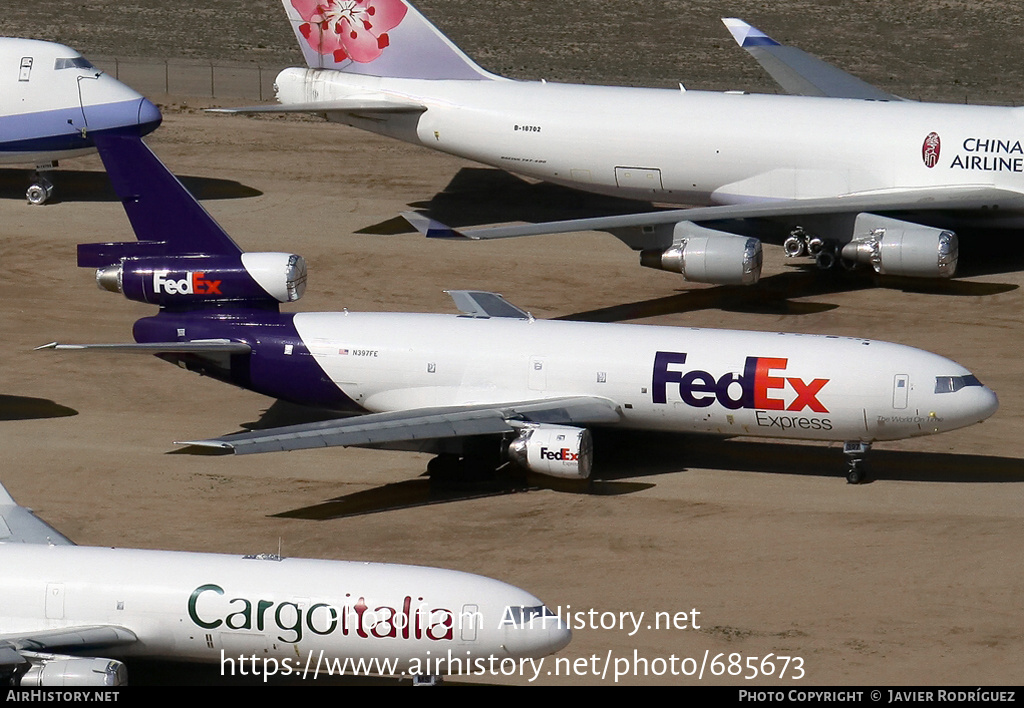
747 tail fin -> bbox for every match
[283,0,496,80]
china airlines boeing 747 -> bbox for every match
[220,1,1024,285]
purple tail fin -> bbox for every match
[79,133,243,267]
[283,0,495,80]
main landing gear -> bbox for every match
[26,163,57,205]
[843,441,871,484]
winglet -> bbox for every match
[401,211,469,239]
[721,18,899,101]
[722,18,779,47]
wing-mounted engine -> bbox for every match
[840,213,958,278]
[91,251,307,307]
[638,221,762,285]
[13,652,127,686]
[784,212,958,278]
[507,424,593,479]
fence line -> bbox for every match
[90,57,288,102]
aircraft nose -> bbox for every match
[970,385,999,422]
[503,607,571,659]
[136,97,163,136]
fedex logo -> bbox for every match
[540,447,578,462]
[153,271,223,296]
[652,351,829,413]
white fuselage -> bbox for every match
[0,38,160,165]
[0,544,569,675]
[276,69,1024,222]
[290,313,997,443]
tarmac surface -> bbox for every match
[1,0,1023,686]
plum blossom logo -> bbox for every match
[292,0,408,64]
[922,131,941,168]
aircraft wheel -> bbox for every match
[26,180,54,205]
[846,462,865,485]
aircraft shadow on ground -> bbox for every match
[357,167,662,235]
[0,394,77,421]
[559,268,1017,323]
[255,414,1024,519]
[592,429,1024,485]
[0,168,261,203]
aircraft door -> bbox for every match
[892,374,909,409]
[19,57,33,81]
[460,604,479,642]
[75,73,103,131]
[615,166,664,193]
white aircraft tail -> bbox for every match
[282,0,496,80]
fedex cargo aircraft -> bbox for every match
[0,481,570,685]
[222,1,1024,285]
[0,38,161,204]
[40,134,997,484]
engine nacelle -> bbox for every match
[507,425,593,480]
[841,214,958,278]
[96,252,307,306]
[18,654,127,686]
[639,221,762,285]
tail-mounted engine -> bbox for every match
[639,221,762,285]
[91,252,307,306]
[507,424,593,479]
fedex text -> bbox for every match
[153,271,223,296]
[652,352,829,413]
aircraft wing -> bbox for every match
[0,626,138,671]
[403,185,1024,241]
[209,96,427,116]
[446,290,531,319]
[0,482,73,546]
[179,396,622,455]
[36,340,252,354]
[722,18,900,101]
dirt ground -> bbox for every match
[1,0,1023,687]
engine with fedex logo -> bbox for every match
[91,252,307,306]
[508,424,593,479]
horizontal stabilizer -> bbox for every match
[0,481,74,546]
[210,97,426,115]
[180,396,621,455]
[722,18,899,101]
[36,341,252,354]
[446,290,530,319]
[426,185,1024,241]
[401,211,464,239]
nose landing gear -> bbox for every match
[26,163,57,205]
[843,441,871,484]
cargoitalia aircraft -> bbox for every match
[0,38,161,204]
[0,481,570,686]
[219,0,1024,286]
[39,133,997,485]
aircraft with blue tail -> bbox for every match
[0,38,161,203]
[39,134,998,484]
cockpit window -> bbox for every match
[934,375,983,394]
[504,604,557,627]
[54,57,95,70]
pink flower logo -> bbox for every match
[292,0,408,64]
